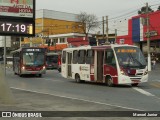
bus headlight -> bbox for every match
[43,66,46,69]
[121,70,125,75]
[120,69,127,75]
[22,66,25,70]
[144,70,148,75]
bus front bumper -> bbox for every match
[21,69,46,75]
[118,74,148,85]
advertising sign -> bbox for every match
[0,0,35,36]
[0,0,33,18]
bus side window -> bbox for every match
[73,50,78,64]
[62,51,66,63]
[105,50,116,67]
[86,50,94,64]
[78,50,86,64]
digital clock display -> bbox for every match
[0,21,33,35]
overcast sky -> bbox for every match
[36,0,160,18]
[36,0,160,34]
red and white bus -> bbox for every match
[61,44,148,86]
[12,47,46,77]
[46,52,59,70]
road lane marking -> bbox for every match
[150,81,160,88]
[11,87,143,111]
[133,87,155,96]
[44,78,64,82]
[150,83,160,88]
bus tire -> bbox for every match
[19,74,23,77]
[75,74,81,83]
[131,83,138,87]
[106,76,113,87]
[39,74,42,77]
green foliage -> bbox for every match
[138,6,154,14]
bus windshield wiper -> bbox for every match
[128,53,143,67]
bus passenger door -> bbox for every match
[97,51,104,81]
[67,52,72,78]
[104,50,118,84]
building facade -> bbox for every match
[116,10,160,59]
[21,9,85,51]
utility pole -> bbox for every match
[106,16,109,43]
[115,29,117,44]
[19,37,22,48]
[102,16,105,39]
[4,36,6,76]
[146,2,151,71]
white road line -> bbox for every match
[43,78,64,82]
[11,87,143,111]
[133,87,155,96]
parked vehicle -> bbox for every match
[46,52,59,69]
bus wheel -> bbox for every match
[39,74,42,77]
[19,74,23,77]
[131,83,139,87]
[106,77,113,87]
[75,74,81,83]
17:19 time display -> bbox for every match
[0,21,33,35]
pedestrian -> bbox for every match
[152,58,156,70]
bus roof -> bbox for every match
[10,47,46,54]
[62,44,138,51]
[46,52,59,56]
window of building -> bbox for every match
[53,39,58,44]
[60,38,65,43]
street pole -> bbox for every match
[30,37,33,47]
[115,29,117,44]
[19,37,21,48]
[106,16,109,43]
[3,36,6,76]
[146,2,151,71]
[102,16,104,39]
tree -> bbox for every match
[77,12,99,37]
[138,6,154,14]
[158,6,160,11]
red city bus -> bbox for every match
[57,54,61,72]
[11,47,46,77]
[46,52,59,70]
[61,44,148,87]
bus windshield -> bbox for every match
[23,52,45,66]
[114,47,147,68]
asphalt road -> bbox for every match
[5,68,160,111]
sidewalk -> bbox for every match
[149,63,160,81]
